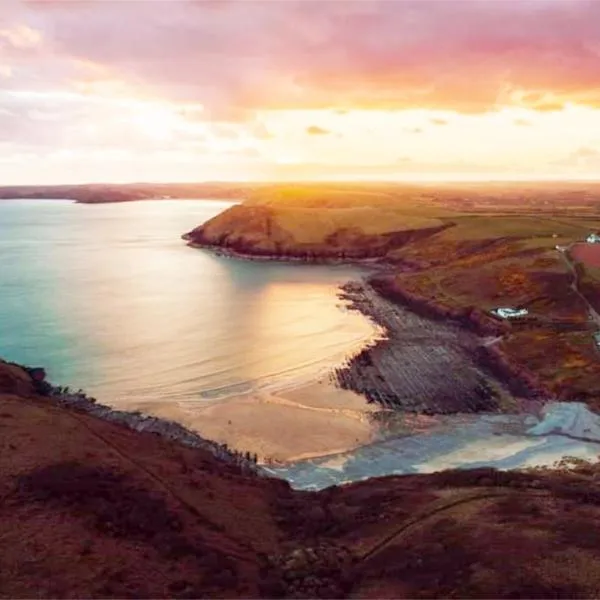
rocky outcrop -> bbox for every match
[0,360,37,397]
[332,281,507,414]
[334,279,554,408]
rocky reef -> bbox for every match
[333,280,552,408]
[331,281,505,414]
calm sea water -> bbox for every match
[0,200,375,404]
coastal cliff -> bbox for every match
[183,203,448,262]
[4,359,600,598]
[368,275,509,337]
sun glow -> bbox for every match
[3,89,600,184]
[131,106,179,141]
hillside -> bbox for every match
[4,360,600,598]
[0,183,251,204]
[183,187,446,260]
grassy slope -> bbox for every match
[185,187,446,258]
[4,361,600,599]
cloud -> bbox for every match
[250,121,274,139]
[306,125,331,135]
[514,118,532,126]
[1,0,600,183]
[552,146,600,168]
[4,0,599,118]
[0,24,42,49]
[573,147,599,159]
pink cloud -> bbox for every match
[0,0,598,172]
[0,0,592,117]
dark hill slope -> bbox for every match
[2,360,600,598]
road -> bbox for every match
[560,244,600,327]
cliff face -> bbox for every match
[184,204,447,261]
[5,360,600,598]
[368,276,509,337]
[0,360,36,397]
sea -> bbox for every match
[0,199,375,403]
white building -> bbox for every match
[586,233,600,244]
[491,307,529,320]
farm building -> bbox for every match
[491,307,529,320]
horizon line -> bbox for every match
[3,176,600,187]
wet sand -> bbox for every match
[128,380,380,463]
[266,402,600,490]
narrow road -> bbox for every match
[560,244,600,327]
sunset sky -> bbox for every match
[1,0,600,184]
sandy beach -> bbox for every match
[128,379,380,463]
[124,278,523,464]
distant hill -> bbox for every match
[0,183,253,203]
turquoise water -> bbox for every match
[0,199,374,404]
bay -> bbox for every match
[0,199,375,405]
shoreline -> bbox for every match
[11,364,263,476]
[182,235,396,270]
[330,279,552,414]
[4,245,557,475]
[125,380,382,466]
[183,241,552,407]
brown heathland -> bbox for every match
[3,360,600,599]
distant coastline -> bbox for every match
[0,183,250,204]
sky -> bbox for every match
[1,0,600,184]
